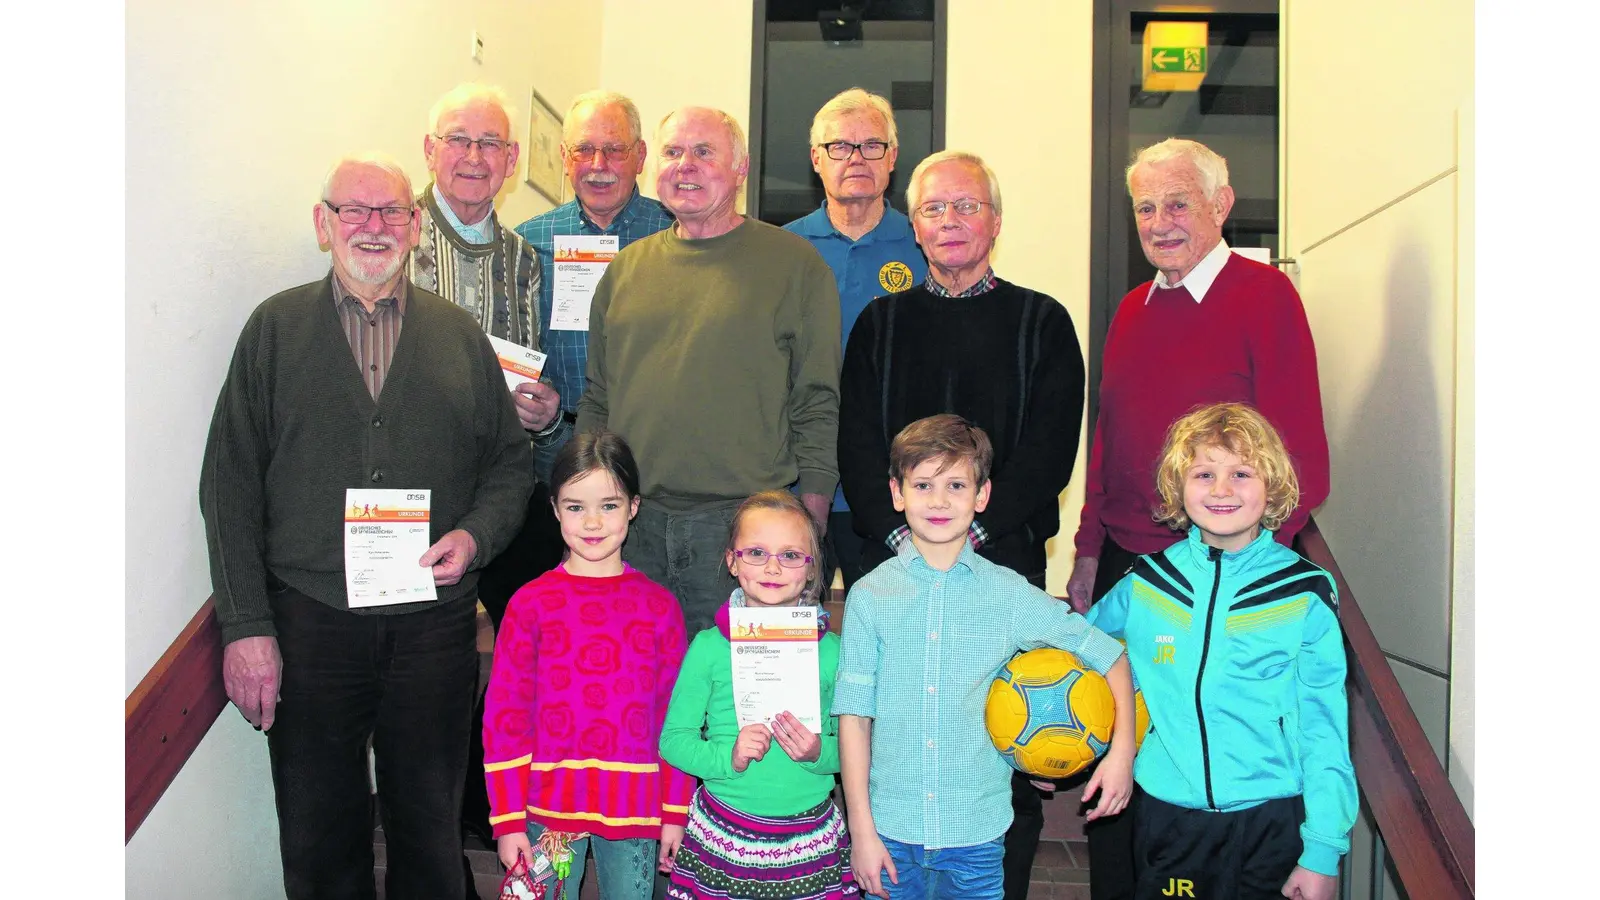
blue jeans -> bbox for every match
[879,835,1005,900]
[526,821,656,900]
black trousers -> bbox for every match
[1083,537,1143,900]
[267,590,479,900]
[1131,789,1304,899]
[827,510,871,596]
[999,570,1050,900]
[461,480,565,837]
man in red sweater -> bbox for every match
[1067,138,1330,900]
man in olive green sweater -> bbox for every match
[199,154,533,900]
[578,107,842,636]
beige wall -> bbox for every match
[599,0,755,209]
[124,2,601,894]
[945,1,1096,594]
[1282,0,1474,833]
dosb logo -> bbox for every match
[792,610,810,618]
[406,492,427,501]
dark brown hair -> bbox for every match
[888,414,994,486]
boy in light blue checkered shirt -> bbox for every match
[833,414,1136,900]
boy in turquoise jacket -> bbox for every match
[1086,402,1356,900]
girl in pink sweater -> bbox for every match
[483,431,692,899]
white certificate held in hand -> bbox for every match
[549,234,619,331]
[729,606,821,732]
[344,489,438,608]
[487,334,548,393]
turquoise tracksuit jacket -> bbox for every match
[1086,527,1357,877]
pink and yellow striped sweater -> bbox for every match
[483,564,693,839]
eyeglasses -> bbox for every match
[567,143,635,162]
[433,133,510,157]
[915,199,991,219]
[323,201,416,227]
[818,140,890,161]
[734,547,813,568]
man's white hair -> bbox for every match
[656,107,748,168]
[1125,138,1229,200]
[808,87,899,148]
[906,150,1003,216]
[321,152,413,202]
[564,90,644,145]
[427,82,516,135]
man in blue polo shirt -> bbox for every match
[784,87,927,593]
[515,90,676,434]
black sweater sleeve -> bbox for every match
[837,298,902,548]
[973,295,1086,542]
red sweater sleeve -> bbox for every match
[1249,273,1331,545]
[653,588,694,826]
[1074,409,1109,559]
[482,584,541,838]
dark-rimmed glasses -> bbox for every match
[734,547,813,568]
[323,202,416,227]
[818,140,890,161]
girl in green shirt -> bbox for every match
[660,491,857,899]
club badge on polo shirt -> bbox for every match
[879,261,915,292]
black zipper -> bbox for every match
[1194,546,1224,810]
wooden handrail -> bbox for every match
[125,596,228,843]
[1294,520,1474,897]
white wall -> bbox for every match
[124,2,602,895]
[1282,0,1474,824]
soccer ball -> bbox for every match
[986,648,1118,778]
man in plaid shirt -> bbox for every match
[514,90,674,428]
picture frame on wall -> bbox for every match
[525,88,564,204]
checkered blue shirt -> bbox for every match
[832,539,1125,849]
[512,189,675,413]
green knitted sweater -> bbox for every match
[576,218,841,509]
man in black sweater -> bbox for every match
[836,150,1086,900]
[200,155,534,900]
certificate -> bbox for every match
[728,606,821,732]
[344,489,438,608]
[486,334,548,392]
[549,234,619,331]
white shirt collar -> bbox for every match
[1144,238,1231,304]
[431,184,494,244]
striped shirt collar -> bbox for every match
[1144,238,1231,304]
[925,267,998,298]
[331,271,407,315]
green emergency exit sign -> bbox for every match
[1150,46,1207,73]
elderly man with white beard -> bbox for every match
[200,154,534,900]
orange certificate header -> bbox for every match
[346,506,431,523]
[498,355,544,381]
[730,623,815,642]
[554,248,617,263]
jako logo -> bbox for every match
[1153,635,1176,665]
